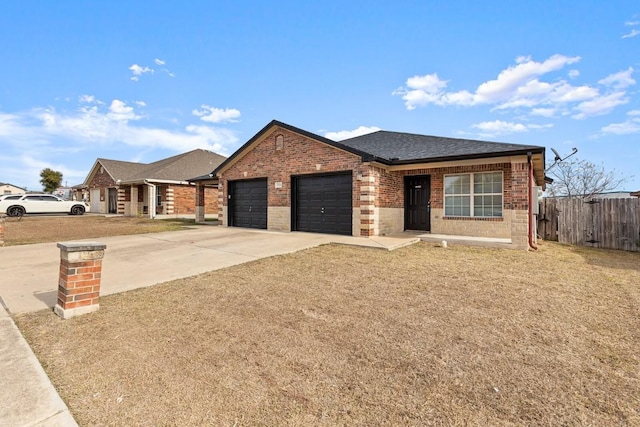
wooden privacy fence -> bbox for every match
[538,197,640,252]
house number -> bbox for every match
[415,185,422,189]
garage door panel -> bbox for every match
[229,179,267,229]
[294,173,352,236]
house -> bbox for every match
[208,120,546,250]
[0,183,26,195]
[80,149,226,218]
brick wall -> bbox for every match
[169,184,218,215]
[204,187,218,214]
[220,126,366,234]
[86,164,116,201]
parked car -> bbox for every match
[0,194,90,217]
[0,194,24,202]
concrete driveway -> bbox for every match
[0,226,418,314]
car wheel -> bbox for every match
[7,206,25,217]
[71,205,85,215]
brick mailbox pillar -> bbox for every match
[0,215,5,247]
[54,242,106,319]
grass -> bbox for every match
[0,215,214,246]
[15,241,640,426]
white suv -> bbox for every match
[0,194,90,217]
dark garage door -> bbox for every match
[229,179,268,229]
[293,173,352,235]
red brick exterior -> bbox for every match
[219,124,533,240]
[219,127,368,233]
[86,164,116,202]
[373,162,528,213]
[57,258,102,310]
[168,185,218,215]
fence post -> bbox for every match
[54,242,106,319]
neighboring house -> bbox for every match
[0,183,26,195]
[80,149,226,218]
[208,120,546,250]
[632,191,640,198]
[54,186,75,200]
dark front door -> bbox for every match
[229,179,268,229]
[405,176,431,231]
[293,173,352,235]
[108,188,117,214]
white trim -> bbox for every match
[444,171,504,218]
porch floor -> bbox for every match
[397,231,514,249]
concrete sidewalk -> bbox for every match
[0,226,418,426]
[0,305,78,427]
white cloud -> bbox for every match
[0,101,238,153]
[135,101,146,107]
[471,120,552,137]
[324,126,381,141]
[598,67,636,88]
[625,20,640,26]
[472,120,528,136]
[572,92,628,119]
[394,54,635,122]
[154,58,166,65]
[107,100,141,122]
[622,29,640,38]
[601,110,640,135]
[192,105,241,123]
[531,108,557,118]
[79,94,95,103]
[474,54,581,104]
[129,64,153,81]
[394,54,582,110]
[601,120,640,135]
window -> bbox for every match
[156,187,162,206]
[444,172,503,217]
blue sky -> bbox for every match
[1,1,638,191]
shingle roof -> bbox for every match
[213,120,546,176]
[125,149,227,182]
[339,131,545,163]
[96,149,227,184]
[98,159,147,181]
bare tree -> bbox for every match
[546,157,630,198]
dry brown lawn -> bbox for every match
[15,241,640,426]
[0,215,204,246]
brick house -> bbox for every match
[80,149,226,218]
[209,120,546,249]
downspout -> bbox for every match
[527,152,538,250]
[144,180,156,219]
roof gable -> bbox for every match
[82,158,146,186]
[212,120,373,175]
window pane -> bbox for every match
[445,175,470,195]
[445,195,470,216]
[474,194,502,217]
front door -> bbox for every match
[108,188,117,214]
[405,176,431,231]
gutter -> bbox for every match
[527,152,538,251]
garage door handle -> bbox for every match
[321,208,325,213]
[249,206,252,212]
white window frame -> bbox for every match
[444,171,503,218]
